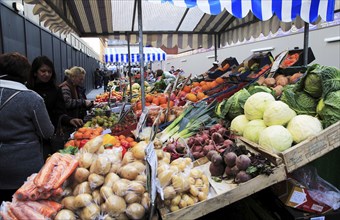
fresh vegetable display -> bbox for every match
[157,158,209,213]
[279,53,300,68]
[207,145,274,183]
[186,123,234,159]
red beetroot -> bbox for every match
[206,150,218,161]
[211,132,224,144]
[203,145,215,155]
[191,145,203,153]
[235,171,252,183]
[236,155,251,171]
[224,152,237,167]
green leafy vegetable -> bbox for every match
[59,146,78,155]
[317,90,340,128]
[221,89,250,120]
[247,85,273,95]
[280,85,318,116]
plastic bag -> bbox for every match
[291,165,340,210]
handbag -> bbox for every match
[50,115,71,153]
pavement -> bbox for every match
[86,87,105,100]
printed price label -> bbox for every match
[136,108,149,139]
[290,190,306,204]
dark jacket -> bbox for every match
[32,81,73,128]
[59,79,88,119]
[0,80,54,189]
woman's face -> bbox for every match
[36,64,52,83]
[72,74,85,86]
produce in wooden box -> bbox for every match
[55,137,150,219]
[157,157,210,213]
[187,123,235,160]
[208,145,274,184]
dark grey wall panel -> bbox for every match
[1,6,25,54]
[67,45,72,68]
[41,30,53,60]
[25,21,41,62]
[60,43,67,80]
[52,37,62,83]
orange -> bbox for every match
[130,141,138,147]
[186,93,198,102]
[78,127,87,133]
[183,86,191,93]
[159,96,167,105]
[197,92,205,100]
[118,135,126,140]
[126,137,134,142]
[74,132,83,140]
[199,81,206,86]
[216,77,224,84]
[192,82,200,87]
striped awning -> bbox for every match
[150,0,336,23]
[23,0,338,49]
[104,47,166,63]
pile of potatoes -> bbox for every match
[157,157,210,213]
[55,135,150,220]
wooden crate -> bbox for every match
[280,121,340,173]
[239,121,340,173]
[160,164,286,220]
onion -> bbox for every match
[211,132,224,144]
[165,143,176,153]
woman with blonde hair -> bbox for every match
[59,66,93,120]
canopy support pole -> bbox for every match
[127,33,132,101]
[214,34,218,62]
[303,22,309,66]
[137,0,145,110]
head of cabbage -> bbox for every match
[243,119,267,144]
[303,72,322,98]
[259,125,293,153]
[219,89,250,120]
[316,90,340,128]
[230,115,249,136]
[287,115,323,144]
[263,101,296,126]
[244,92,275,120]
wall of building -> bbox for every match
[154,25,340,76]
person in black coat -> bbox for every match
[27,56,83,157]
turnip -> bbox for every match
[235,171,252,183]
[206,150,218,161]
[223,152,237,167]
[217,127,228,136]
[209,162,225,177]
[211,132,224,144]
[203,145,215,156]
[191,145,203,153]
[211,154,223,165]
[236,155,251,170]
[230,166,240,176]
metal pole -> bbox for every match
[137,0,145,110]
[303,22,309,66]
[214,34,218,62]
[127,34,132,101]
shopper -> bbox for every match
[94,68,102,89]
[27,56,84,157]
[0,52,54,203]
[59,66,93,120]
[103,70,110,92]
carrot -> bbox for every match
[9,204,28,220]
[51,187,64,197]
[44,160,65,190]
[38,200,63,212]
[0,203,18,220]
[15,175,40,201]
[40,191,52,200]
[22,201,56,218]
[53,158,78,189]
[34,153,61,188]
[18,203,46,220]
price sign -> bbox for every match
[136,108,149,139]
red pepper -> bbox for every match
[121,147,127,157]
[79,139,89,148]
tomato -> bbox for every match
[79,139,89,148]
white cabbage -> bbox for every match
[230,115,249,136]
[263,101,296,126]
[259,125,293,153]
[287,115,323,144]
[244,92,275,120]
[243,119,267,144]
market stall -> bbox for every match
[2,0,338,219]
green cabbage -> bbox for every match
[297,64,340,98]
[220,89,250,120]
[263,101,296,126]
[244,92,275,120]
[317,90,340,128]
[243,119,267,144]
[280,88,318,116]
[287,115,323,144]
[259,125,293,153]
[247,85,273,95]
[304,72,322,98]
[230,115,249,135]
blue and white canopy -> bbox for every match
[149,0,336,23]
[104,47,166,63]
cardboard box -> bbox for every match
[272,179,332,214]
